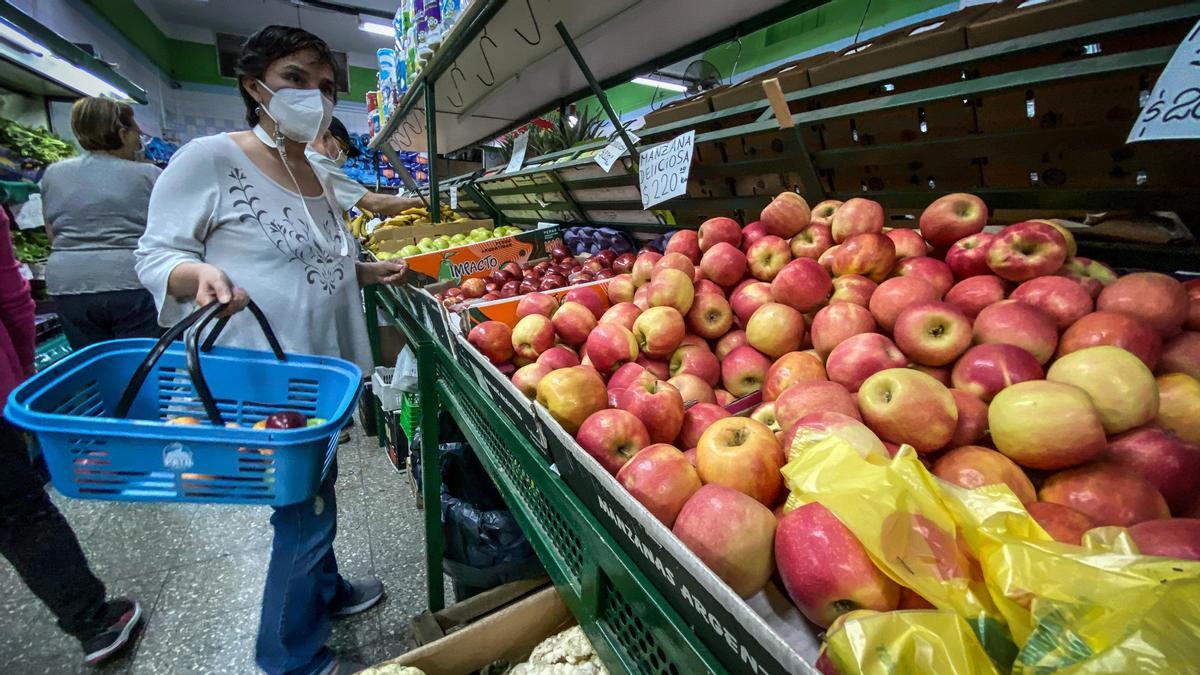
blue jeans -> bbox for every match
[255,464,351,675]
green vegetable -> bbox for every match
[11,229,50,263]
[0,119,74,163]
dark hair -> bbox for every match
[236,25,336,127]
[71,97,136,151]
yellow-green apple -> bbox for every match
[653,251,696,280]
[771,258,833,313]
[1040,462,1170,527]
[776,380,861,430]
[740,221,768,252]
[790,224,834,260]
[511,362,552,399]
[879,511,973,583]
[512,314,555,360]
[1098,272,1189,337]
[832,233,896,282]
[685,291,733,339]
[944,275,1006,321]
[973,299,1058,364]
[858,368,957,453]
[669,344,720,386]
[811,302,876,358]
[600,302,641,331]
[810,199,843,227]
[468,321,514,365]
[1026,501,1096,545]
[618,377,685,445]
[747,235,792,281]
[1128,519,1200,561]
[763,351,827,401]
[1184,279,1200,330]
[750,402,781,433]
[636,354,670,380]
[715,329,748,360]
[817,244,840,271]
[646,267,694,315]
[776,503,900,628]
[673,484,777,597]
[1161,331,1200,379]
[537,345,580,370]
[516,292,559,319]
[695,278,724,297]
[617,444,702,527]
[551,301,596,347]
[746,302,806,358]
[632,306,685,359]
[1058,256,1117,299]
[918,192,988,249]
[1058,311,1162,370]
[698,216,743,252]
[894,256,954,298]
[585,323,638,374]
[575,408,651,475]
[945,232,997,279]
[696,416,784,505]
[950,343,1043,402]
[668,373,715,405]
[869,276,939,332]
[731,280,775,325]
[565,286,610,320]
[700,241,747,288]
[830,197,885,243]
[986,221,1068,282]
[606,274,635,303]
[680,402,731,448]
[1156,373,1200,444]
[893,301,972,367]
[948,389,988,447]
[1010,276,1093,331]
[665,230,701,264]
[830,274,877,307]
[720,345,772,397]
[885,228,928,259]
[781,411,887,461]
[989,380,1106,469]
[608,362,649,399]
[1106,426,1200,513]
[933,445,1036,503]
[631,251,662,287]
[1047,345,1158,434]
[761,191,812,238]
[537,366,608,434]
[826,333,908,392]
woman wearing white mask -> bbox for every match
[135,26,404,675]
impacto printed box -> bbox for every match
[402,226,564,286]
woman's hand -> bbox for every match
[357,260,408,286]
[187,263,249,317]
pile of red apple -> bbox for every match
[465,190,1200,635]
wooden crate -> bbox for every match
[965,0,1193,47]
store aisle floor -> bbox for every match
[1,430,441,674]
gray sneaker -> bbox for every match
[331,577,384,618]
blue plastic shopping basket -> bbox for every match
[4,300,362,506]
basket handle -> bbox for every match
[114,300,221,418]
[199,300,286,359]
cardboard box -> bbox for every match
[966,0,1191,47]
[373,219,496,252]
[642,86,729,129]
[710,53,833,111]
[400,226,564,287]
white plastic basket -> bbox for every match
[372,367,404,412]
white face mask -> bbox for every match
[255,79,333,143]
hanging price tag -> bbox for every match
[449,184,458,210]
[637,130,694,209]
[1128,20,1200,142]
[505,131,530,173]
[594,129,640,173]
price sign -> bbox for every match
[594,129,640,173]
[1128,20,1200,142]
[449,184,458,210]
[505,131,530,173]
[637,130,694,209]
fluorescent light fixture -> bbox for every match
[632,76,688,93]
[358,18,394,37]
[0,20,129,100]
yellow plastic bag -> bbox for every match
[824,610,1001,675]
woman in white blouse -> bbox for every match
[135,26,404,675]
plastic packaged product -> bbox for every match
[376,48,397,117]
[365,90,379,116]
[426,0,443,48]
[441,0,460,35]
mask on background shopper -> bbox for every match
[255,79,333,144]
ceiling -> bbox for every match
[135,0,400,67]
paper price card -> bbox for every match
[449,184,458,210]
[1128,20,1200,142]
[638,130,694,209]
[506,131,530,173]
[594,129,641,173]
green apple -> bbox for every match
[434,236,451,249]
[417,240,438,253]
[400,244,421,257]
[471,227,490,237]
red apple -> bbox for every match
[1160,331,1200,380]
[700,242,747,288]
[618,378,685,445]
[510,362,552,399]
[552,301,597,347]
[911,364,951,386]
[617,444,702,527]
[665,230,701,264]
[720,345,772,397]
[869,276,939,333]
[885,228,928,259]
[673,484,777,597]
[668,373,715,405]
[948,389,988,448]
[696,416,784,505]
[809,199,842,227]
[1106,426,1200,513]
[646,267,694,315]
[600,302,641,331]
[631,251,663,287]
[944,275,1006,321]
[989,380,1106,470]
[747,235,792,282]
[950,343,1044,402]
[986,221,1068,282]
[694,278,724,297]
[565,286,610,321]
[669,344,720,386]
[892,301,972,367]
[1040,462,1170,527]
[945,232,998,280]
[585,323,639,374]
[811,302,876,358]
[740,221,768,252]
[879,512,972,583]
[685,291,733,339]
[730,281,775,326]
[934,445,1036,503]
[832,233,896,283]
[746,302,806,358]
[537,345,580,371]
[749,402,781,433]
[1026,502,1095,545]
[636,354,670,381]
[918,192,988,249]
[511,314,555,361]
[608,362,648,395]
[826,333,908,392]
[830,274,877,307]
[781,411,887,461]
[790,224,834,260]
[698,216,743,252]
[1058,311,1162,370]
[858,368,957,453]
[1058,257,1117,299]
[771,258,832,313]
[817,244,839,271]
[516,292,559,319]
[973,299,1058,364]
[1184,280,1200,330]
[606,274,635,304]
[1098,272,1189,337]
[1010,276,1093,331]
[776,380,860,431]
[763,351,827,402]
[575,409,651,475]
[631,306,686,360]
[715,330,748,361]
[830,197,884,243]
[680,402,731,449]
[893,256,953,298]
[1047,345,1159,434]
[536,366,608,434]
[653,251,696,281]
[632,284,651,311]
[761,192,812,239]
[1156,373,1200,445]
[1128,519,1200,561]
[468,321,514,365]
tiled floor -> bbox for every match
[0,430,443,674]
